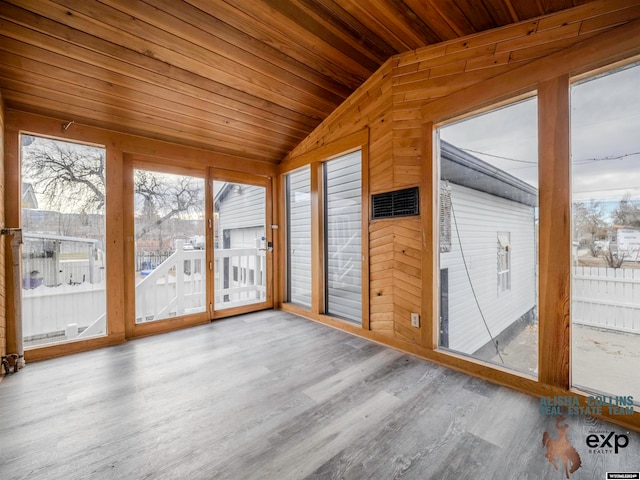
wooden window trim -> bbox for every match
[279,130,370,330]
[421,30,640,429]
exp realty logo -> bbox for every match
[541,418,632,479]
[585,430,630,454]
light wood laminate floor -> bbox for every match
[1,310,639,479]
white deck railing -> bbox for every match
[23,241,267,342]
[135,240,206,322]
[214,247,267,309]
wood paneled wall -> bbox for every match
[281,0,640,431]
[284,0,640,348]
[0,92,5,373]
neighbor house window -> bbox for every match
[440,182,452,253]
[497,232,511,294]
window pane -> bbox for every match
[325,151,362,323]
[214,181,267,310]
[21,135,107,347]
[571,62,640,403]
[438,97,538,376]
[286,167,311,308]
[134,169,206,323]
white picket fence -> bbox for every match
[573,266,640,334]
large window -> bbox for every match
[21,135,107,347]
[286,166,312,308]
[134,169,206,323]
[437,97,538,375]
[325,151,362,323]
[571,62,640,403]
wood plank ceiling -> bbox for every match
[0,0,593,165]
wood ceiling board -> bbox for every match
[0,78,287,161]
[403,0,462,40]
[510,0,547,20]
[299,0,400,60]
[338,0,442,49]
[452,0,500,32]
[0,50,304,146]
[0,0,603,164]
[0,6,315,124]
[122,0,354,99]
[304,0,434,63]
[17,0,338,119]
[2,86,280,163]
[216,0,375,80]
[0,36,314,143]
[481,0,521,24]
[82,0,350,104]
[261,0,389,65]
[185,0,369,88]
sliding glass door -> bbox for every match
[213,175,271,312]
[133,168,206,323]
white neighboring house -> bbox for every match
[439,141,537,356]
[214,183,267,305]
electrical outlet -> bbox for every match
[411,312,420,328]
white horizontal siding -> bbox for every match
[326,151,362,322]
[217,184,265,233]
[288,167,312,308]
[440,183,537,354]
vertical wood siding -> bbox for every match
[0,94,5,365]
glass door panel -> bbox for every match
[133,169,206,323]
[214,181,267,310]
[21,134,107,347]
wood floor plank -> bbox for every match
[0,310,639,480]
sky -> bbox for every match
[439,61,640,211]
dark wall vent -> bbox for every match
[371,187,419,219]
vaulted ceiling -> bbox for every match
[0,0,594,164]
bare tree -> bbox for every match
[134,170,203,242]
[612,193,640,227]
[22,136,203,241]
[573,200,607,256]
[601,248,626,268]
[22,136,105,213]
